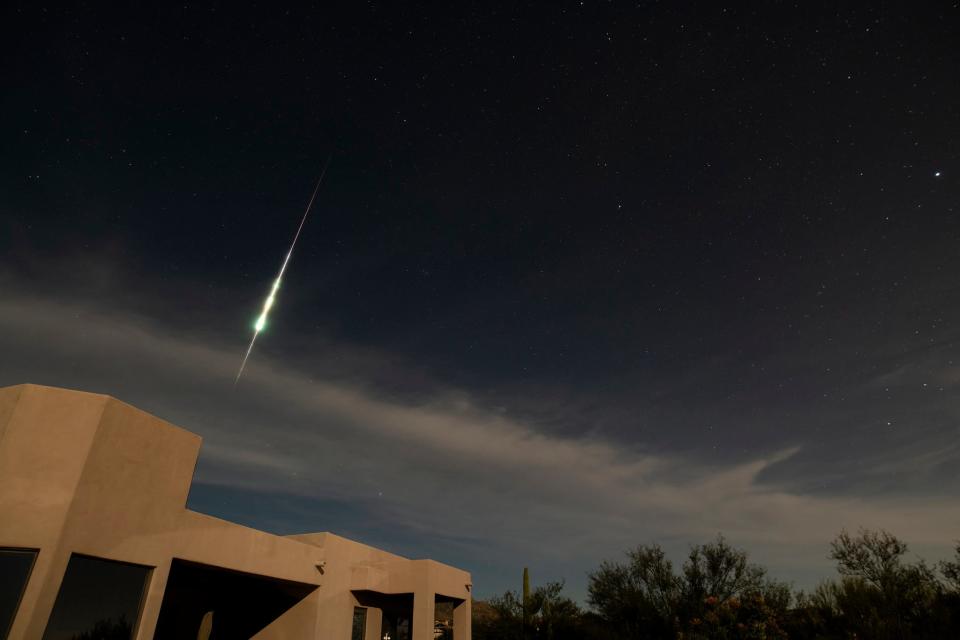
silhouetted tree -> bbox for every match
[786,529,960,639]
[935,542,960,636]
[677,536,790,639]
[477,532,960,640]
[830,528,939,638]
[587,544,680,639]
[587,537,791,639]
[474,578,589,640]
[942,543,960,592]
[531,580,582,640]
[70,615,133,640]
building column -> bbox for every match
[411,592,435,640]
[452,598,471,640]
[364,607,382,640]
[133,560,171,640]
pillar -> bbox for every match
[364,607,382,640]
[412,592,435,640]
[453,598,471,640]
[133,561,171,640]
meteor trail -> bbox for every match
[235,157,331,384]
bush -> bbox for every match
[476,532,960,639]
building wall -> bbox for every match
[289,533,471,639]
[0,384,471,640]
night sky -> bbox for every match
[2,3,959,601]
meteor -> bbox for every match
[235,157,331,384]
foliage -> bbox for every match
[942,542,960,592]
[587,544,680,638]
[534,580,587,640]
[682,536,765,604]
[69,616,133,640]
[831,530,904,583]
[678,535,791,638]
[680,592,788,640]
[474,578,589,640]
[475,531,960,640]
[586,536,789,639]
[786,530,958,639]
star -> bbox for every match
[934,171,941,177]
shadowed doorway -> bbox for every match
[153,559,316,639]
[353,591,413,640]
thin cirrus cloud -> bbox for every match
[0,291,958,599]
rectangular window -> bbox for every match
[352,606,367,640]
[0,548,37,640]
[42,554,151,640]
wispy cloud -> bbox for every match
[1,292,958,598]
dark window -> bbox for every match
[352,607,367,640]
[42,554,150,640]
[0,548,37,640]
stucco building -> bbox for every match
[0,384,471,640]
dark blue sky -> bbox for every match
[2,2,959,600]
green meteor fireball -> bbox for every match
[235,158,331,384]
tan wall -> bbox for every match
[290,532,472,640]
[0,385,113,640]
[0,384,470,640]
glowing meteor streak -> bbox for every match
[235,157,331,384]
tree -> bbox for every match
[828,528,941,638]
[532,580,582,640]
[471,600,503,640]
[678,536,789,639]
[781,581,842,637]
[474,578,587,640]
[70,616,133,640]
[587,538,790,639]
[936,543,960,635]
[681,535,768,605]
[830,528,910,591]
[477,532,960,640]
[942,543,960,592]
[587,544,680,639]
[476,589,524,640]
